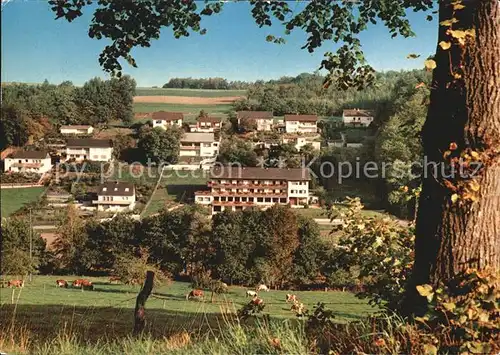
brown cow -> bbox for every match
[81,279,94,291]
[8,280,24,288]
[285,294,297,303]
[109,276,121,284]
[251,297,264,306]
[56,279,68,288]
[186,289,204,301]
[72,279,84,288]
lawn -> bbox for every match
[133,102,233,115]
[0,276,375,342]
[143,170,209,216]
[135,88,246,97]
[0,187,45,217]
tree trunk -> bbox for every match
[133,271,154,335]
[409,0,500,311]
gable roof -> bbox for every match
[152,111,184,121]
[9,150,49,160]
[198,116,221,123]
[67,138,113,148]
[181,133,215,143]
[60,125,93,130]
[343,109,375,117]
[98,181,135,196]
[237,111,273,119]
[210,166,310,181]
[284,114,318,122]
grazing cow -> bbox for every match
[72,279,84,288]
[8,280,24,288]
[286,294,297,303]
[109,276,121,284]
[246,290,258,298]
[256,284,269,292]
[291,301,305,315]
[251,297,264,306]
[82,280,94,291]
[186,289,204,301]
[56,279,68,288]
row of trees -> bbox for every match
[162,77,251,90]
[0,77,136,150]
[2,205,334,289]
[233,70,431,117]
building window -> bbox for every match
[257,197,263,202]
[264,198,271,203]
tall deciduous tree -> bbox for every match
[137,127,182,164]
[50,0,500,305]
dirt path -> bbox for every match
[133,95,243,105]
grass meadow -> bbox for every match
[0,187,46,217]
[0,276,374,354]
[133,103,233,116]
[135,88,246,97]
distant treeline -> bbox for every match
[162,77,252,90]
[0,77,136,150]
[234,70,432,117]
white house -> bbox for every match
[195,167,311,214]
[66,138,113,162]
[191,116,222,133]
[283,137,321,151]
[60,125,94,135]
[4,150,52,174]
[342,109,374,127]
[284,114,318,133]
[179,132,220,158]
[237,111,273,131]
[93,181,136,212]
[151,111,183,129]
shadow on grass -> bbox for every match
[0,304,230,342]
[166,184,207,203]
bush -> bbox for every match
[113,248,170,287]
[327,197,414,310]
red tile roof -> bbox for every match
[237,111,273,119]
[284,114,318,122]
[152,111,184,121]
[343,109,374,117]
[210,167,310,181]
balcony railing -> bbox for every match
[208,182,287,189]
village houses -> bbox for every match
[60,125,94,135]
[284,114,318,133]
[195,167,311,215]
[151,111,184,129]
[342,109,374,127]
[190,116,222,133]
[4,150,52,174]
[66,138,113,162]
[237,111,274,131]
[93,181,136,212]
[179,132,220,159]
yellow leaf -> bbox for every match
[450,29,467,39]
[443,302,456,311]
[423,344,438,355]
[470,151,480,159]
[469,180,480,192]
[416,284,433,297]
[439,41,452,50]
[453,73,462,79]
[453,3,465,10]
[451,193,459,204]
[440,20,453,27]
[465,28,476,38]
[425,59,437,70]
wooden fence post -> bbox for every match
[133,271,154,336]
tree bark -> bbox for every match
[133,271,154,336]
[409,0,500,311]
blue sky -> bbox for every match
[1,1,437,87]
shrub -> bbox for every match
[415,268,500,354]
[327,197,414,310]
[113,248,170,287]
